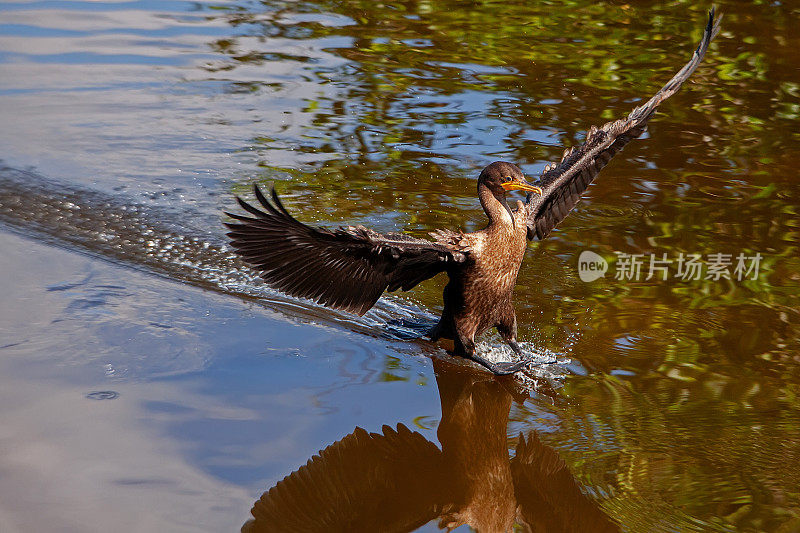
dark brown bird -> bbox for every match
[225,10,719,375]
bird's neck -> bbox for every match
[478,183,514,230]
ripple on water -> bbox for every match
[85,391,119,400]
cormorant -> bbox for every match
[225,10,720,375]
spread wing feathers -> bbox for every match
[243,424,445,533]
[526,8,720,241]
[511,432,620,532]
[224,185,468,316]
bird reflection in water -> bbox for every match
[242,358,619,532]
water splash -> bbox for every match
[478,341,571,388]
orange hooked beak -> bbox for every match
[502,177,542,195]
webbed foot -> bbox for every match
[465,353,531,375]
[465,352,557,375]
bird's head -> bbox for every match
[478,161,542,197]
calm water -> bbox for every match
[1,1,799,531]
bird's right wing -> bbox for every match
[511,432,620,532]
[225,185,468,316]
[526,8,720,241]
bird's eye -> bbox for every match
[502,176,512,183]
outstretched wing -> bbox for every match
[526,8,720,241]
[511,432,620,532]
[224,185,468,315]
[242,424,446,533]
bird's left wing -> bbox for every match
[225,185,468,316]
[526,8,720,241]
[242,424,445,533]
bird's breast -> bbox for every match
[463,228,526,295]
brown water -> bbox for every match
[1,1,799,531]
